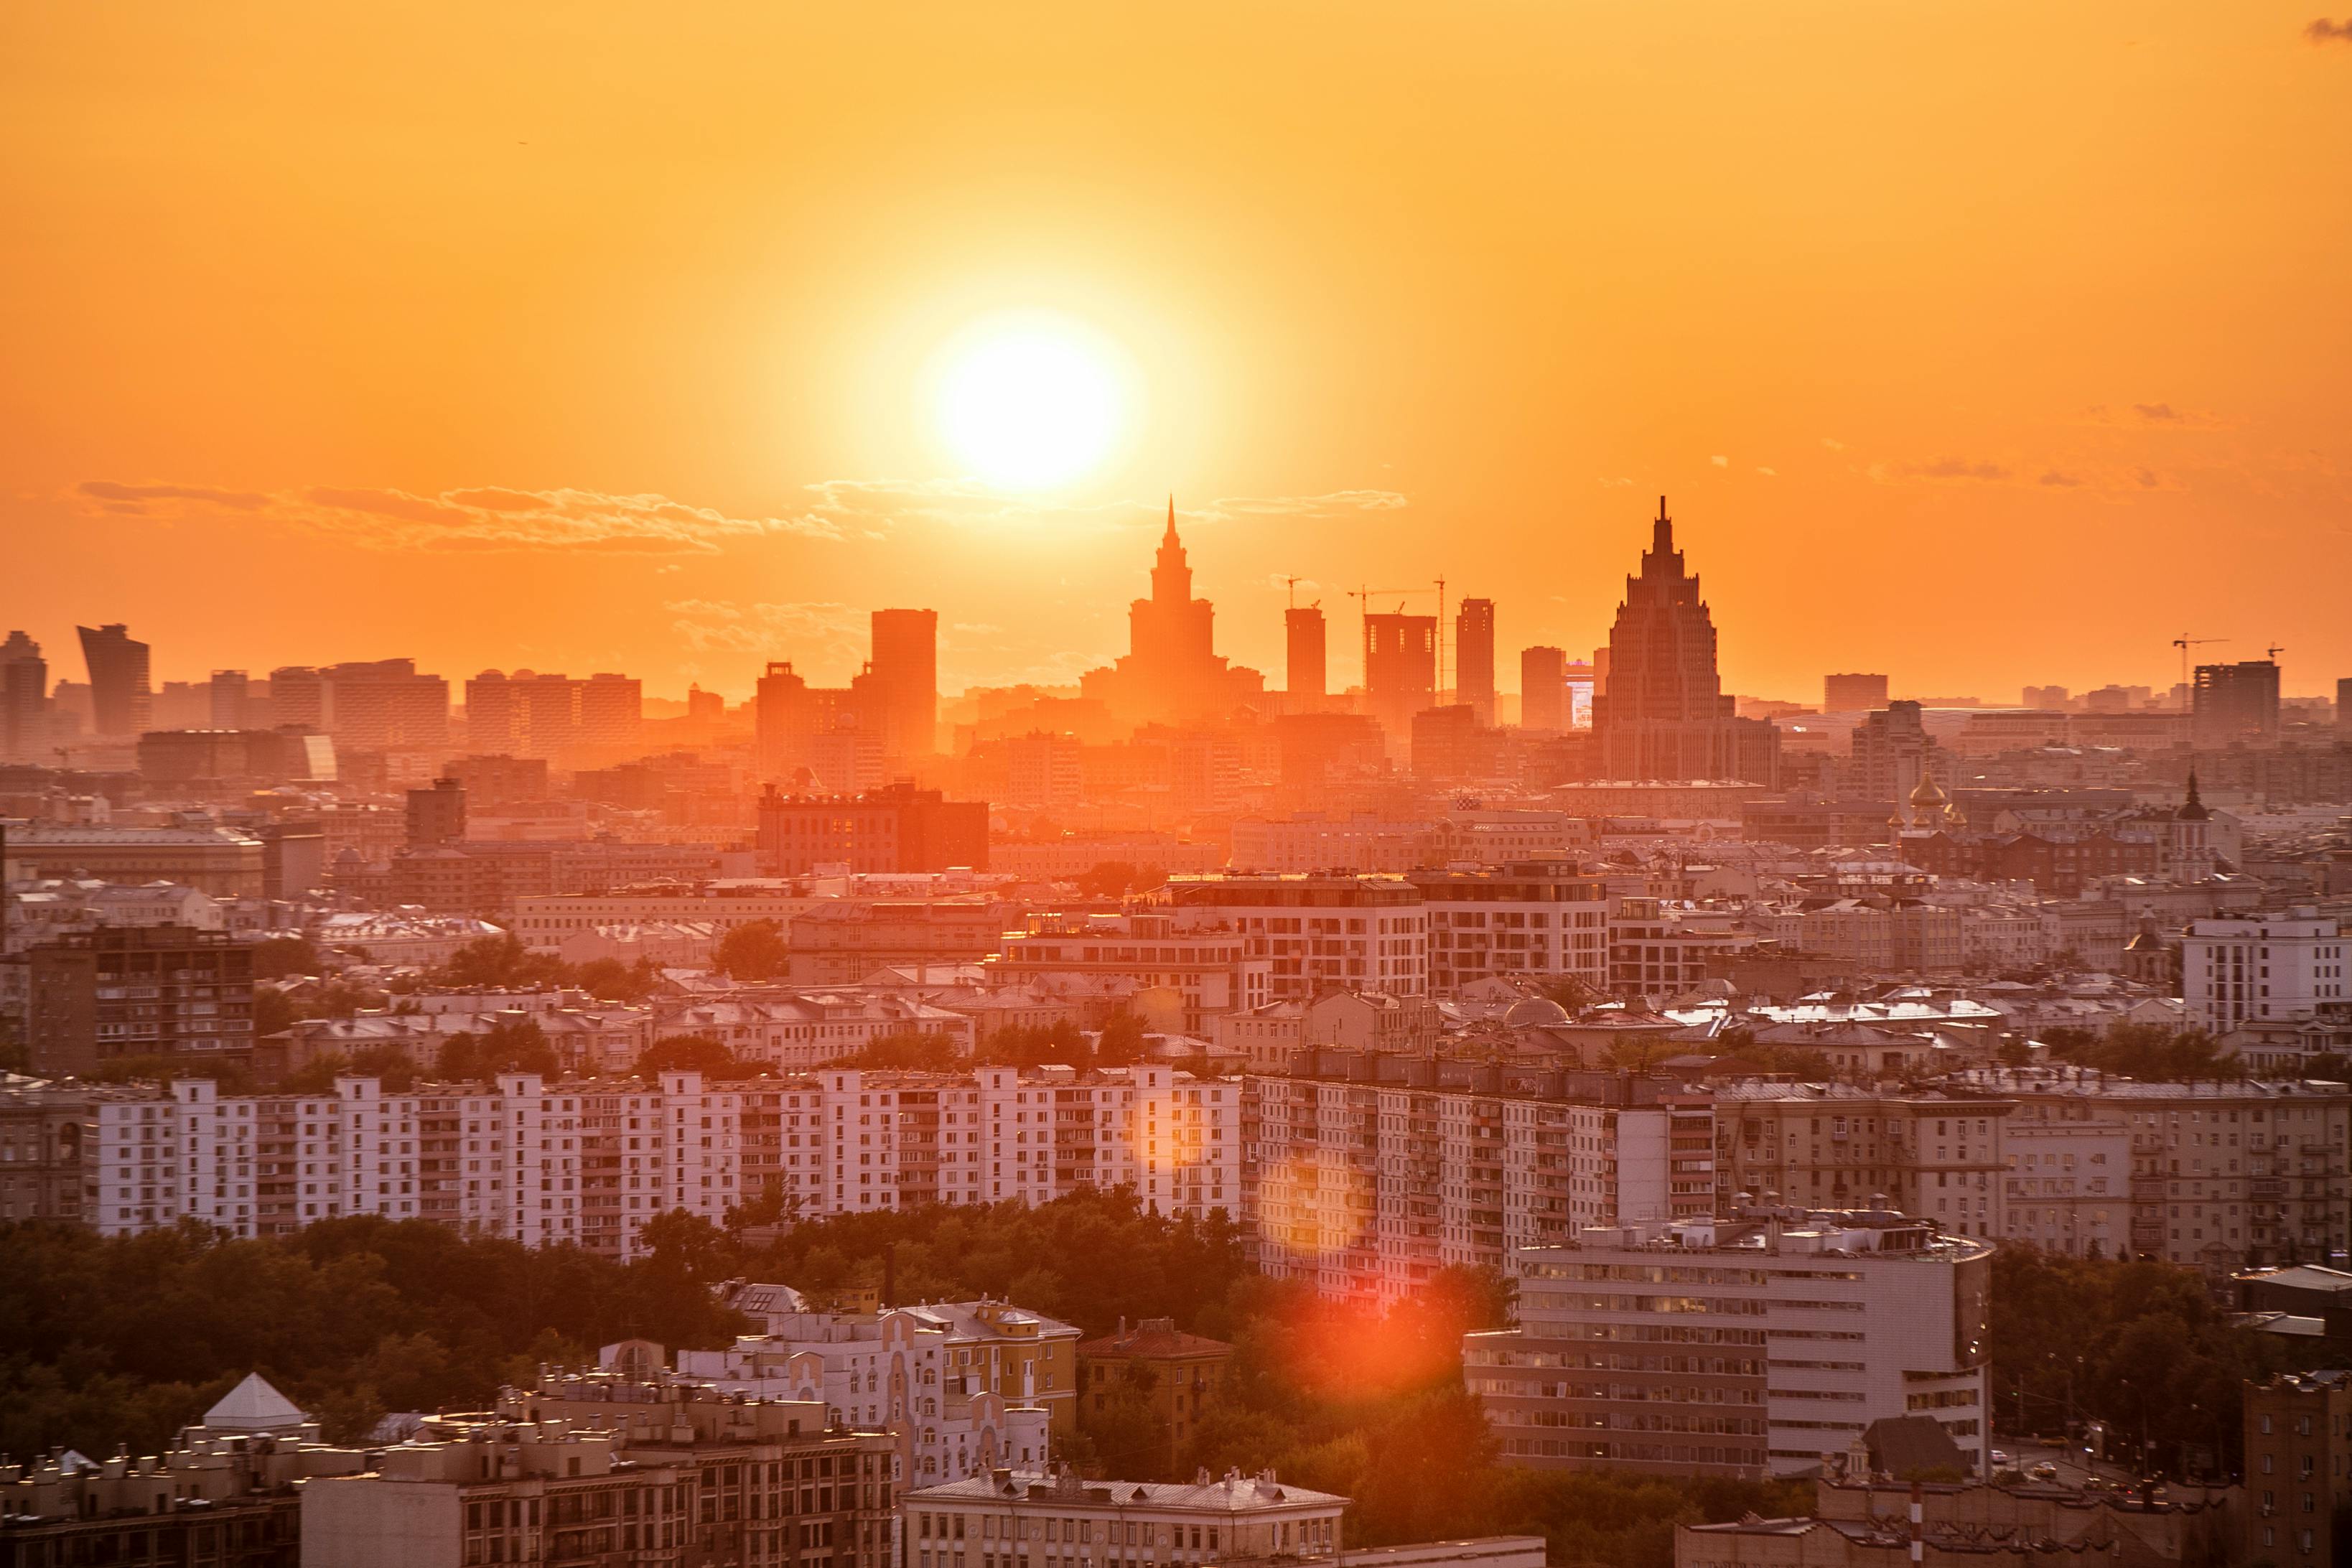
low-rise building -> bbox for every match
[1075,1319,1234,1472]
[905,1467,1347,1568]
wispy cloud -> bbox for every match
[1708,454,1729,468]
[1900,458,2012,482]
[74,480,845,554]
[1201,490,1409,518]
[2038,470,2086,487]
[2307,16,2352,42]
[663,599,870,665]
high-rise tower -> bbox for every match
[867,608,938,757]
[1590,498,1778,783]
[1455,598,1495,723]
[1286,606,1327,701]
[77,623,151,737]
[1080,498,1264,726]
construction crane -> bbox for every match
[2266,643,2286,661]
[2172,633,2227,695]
[1349,584,1445,694]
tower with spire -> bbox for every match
[1590,498,1779,783]
[1081,496,1264,727]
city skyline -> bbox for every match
[6,3,2351,700]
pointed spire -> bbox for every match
[1165,493,1179,544]
[1652,495,1675,556]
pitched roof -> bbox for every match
[203,1372,309,1431]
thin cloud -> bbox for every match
[72,480,844,554]
[2307,17,2352,41]
[2038,470,2086,487]
[1205,490,1409,517]
[78,481,270,511]
[1709,454,1729,468]
[1820,437,1847,452]
[1904,458,2012,482]
[663,599,869,665]
[2134,402,2183,422]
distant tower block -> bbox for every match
[1824,673,1889,712]
[1455,598,1495,724]
[1287,605,1327,699]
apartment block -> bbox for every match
[1712,1085,2015,1242]
[2183,907,2348,1035]
[1466,1211,1993,1480]
[986,911,1273,1034]
[302,1379,896,1568]
[2245,1371,2352,1568]
[1246,1053,1715,1305]
[1411,863,1610,997]
[1951,1068,2352,1273]
[27,923,256,1077]
[1154,873,1429,1001]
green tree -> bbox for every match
[714,920,790,981]
[248,933,322,979]
[637,1033,754,1078]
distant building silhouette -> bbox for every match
[1363,611,1435,743]
[1590,498,1778,783]
[867,608,938,757]
[1520,645,1567,731]
[1,630,48,762]
[1286,605,1327,700]
[1455,597,1495,724]
[1823,672,1888,712]
[1080,498,1263,726]
[76,622,151,737]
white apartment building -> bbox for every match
[1246,1054,1715,1306]
[985,912,1273,1034]
[1465,1212,1994,1481]
[905,1468,1348,1568]
[2184,907,2348,1034]
[1410,864,1610,996]
[1155,874,1428,1001]
[73,1063,1239,1256]
[1226,814,1435,874]
[673,1304,1066,1485]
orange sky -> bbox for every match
[4,1,2349,705]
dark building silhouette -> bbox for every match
[1,630,47,762]
[1363,611,1436,743]
[29,925,255,1078]
[867,607,938,756]
[76,622,151,737]
[1521,645,1567,731]
[1824,672,1889,711]
[2193,658,2281,747]
[1081,499,1264,727]
[1287,605,1327,700]
[755,781,987,875]
[1590,498,1778,783]
[1455,597,1496,724]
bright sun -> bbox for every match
[930,311,1129,489]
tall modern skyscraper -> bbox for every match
[1455,598,1495,724]
[1286,605,1327,700]
[1520,645,1567,731]
[2193,659,2281,747]
[1590,498,1779,783]
[1363,611,1436,741]
[1080,498,1264,726]
[76,623,151,737]
[1,630,48,762]
[867,608,938,757]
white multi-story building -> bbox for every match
[652,992,976,1071]
[70,1063,1241,1255]
[1465,1211,1994,1481]
[1154,874,1429,1001]
[1410,863,1610,997]
[1246,1053,1715,1305]
[1997,1097,2131,1259]
[2184,907,2348,1034]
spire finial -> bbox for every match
[1164,494,1179,543]
[1651,495,1674,556]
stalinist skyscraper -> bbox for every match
[1081,498,1264,727]
[1590,498,1779,783]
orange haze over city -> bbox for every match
[6,1,2350,704]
